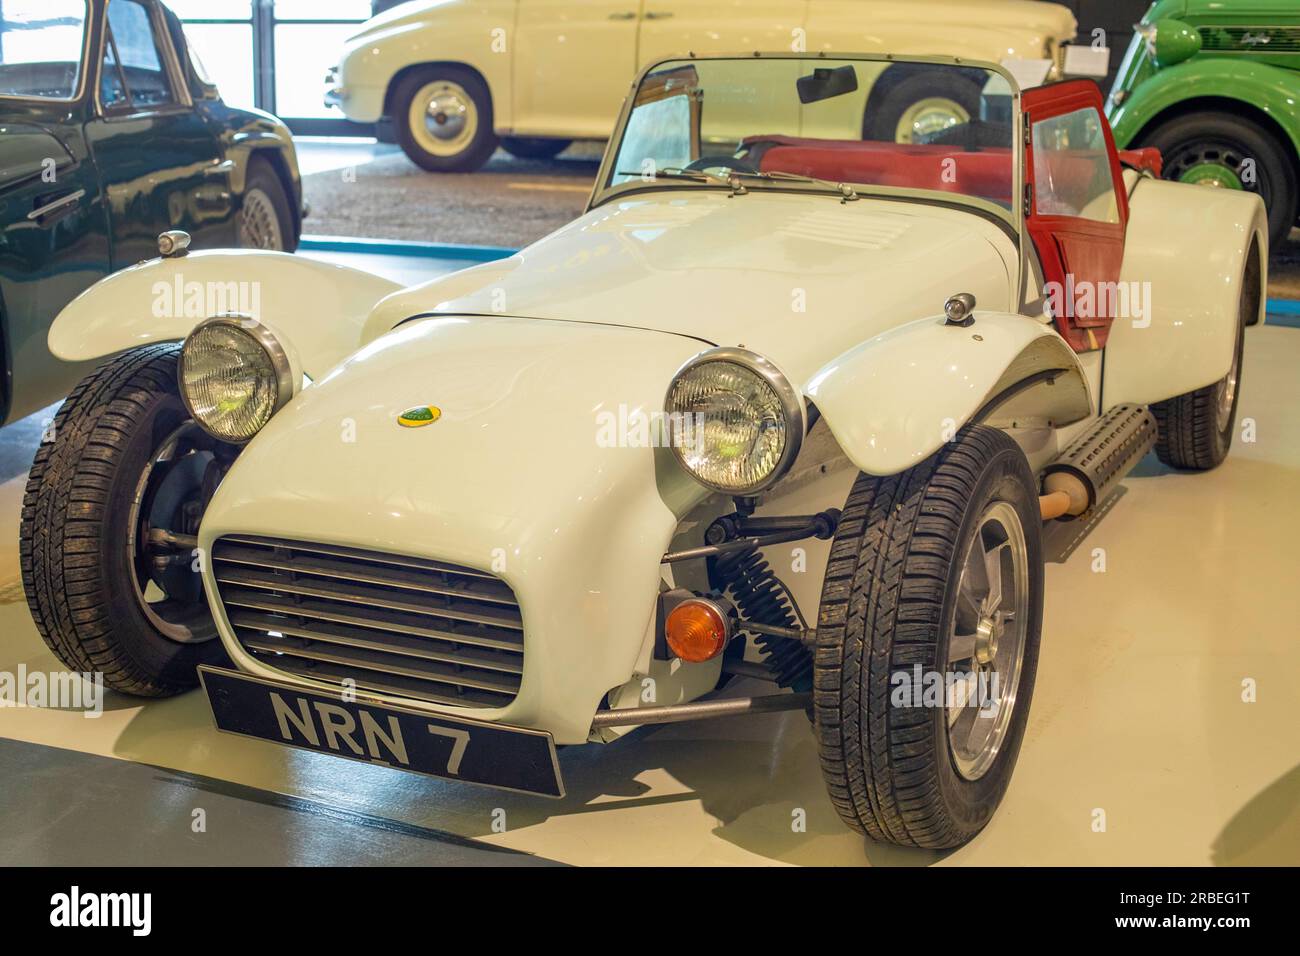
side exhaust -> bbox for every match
[1039,404,1158,520]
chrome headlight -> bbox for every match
[178,315,293,443]
[665,347,806,496]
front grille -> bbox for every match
[212,535,524,709]
[1199,26,1300,54]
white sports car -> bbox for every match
[22,53,1264,849]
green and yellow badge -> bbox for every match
[397,405,441,428]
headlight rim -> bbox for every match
[665,345,807,497]
[178,313,294,444]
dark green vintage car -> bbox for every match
[0,0,304,427]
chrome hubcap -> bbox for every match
[895,97,969,144]
[410,80,477,157]
[239,187,283,250]
[946,501,1029,781]
[1215,334,1242,434]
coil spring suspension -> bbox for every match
[712,545,812,692]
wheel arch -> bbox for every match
[383,60,495,121]
[1111,61,1300,162]
[804,312,1092,477]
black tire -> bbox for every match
[392,66,498,172]
[239,156,297,252]
[1152,241,1259,470]
[863,70,982,144]
[814,425,1044,849]
[501,136,572,161]
[1143,111,1298,249]
[20,345,228,697]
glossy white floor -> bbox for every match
[0,327,1296,866]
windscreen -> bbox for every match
[608,58,1016,211]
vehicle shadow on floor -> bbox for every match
[105,675,945,865]
[1211,763,1300,865]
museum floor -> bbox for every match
[0,142,1297,866]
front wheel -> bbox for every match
[814,425,1044,848]
[393,66,499,172]
[20,345,231,696]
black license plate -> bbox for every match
[199,667,564,797]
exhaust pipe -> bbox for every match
[1039,404,1158,520]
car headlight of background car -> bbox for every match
[1136,18,1202,68]
[665,347,806,496]
[179,315,295,443]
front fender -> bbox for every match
[336,0,514,126]
[48,250,401,375]
[805,312,1092,476]
[1109,59,1300,156]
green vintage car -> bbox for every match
[1107,0,1299,247]
[1,0,304,427]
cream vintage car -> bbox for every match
[324,0,1109,171]
[23,54,1263,849]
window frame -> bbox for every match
[94,0,192,119]
[0,0,93,103]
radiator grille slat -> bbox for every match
[219,534,499,579]
[216,566,524,630]
[227,610,524,674]
[213,536,524,709]
[213,542,519,605]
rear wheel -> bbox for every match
[863,70,980,144]
[1152,243,1258,470]
[393,66,498,172]
[814,425,1043,848]
[20,345,230,697]
[501,136,571,161]
[1145,112,1297,248]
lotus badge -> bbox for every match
[398,405,441,428]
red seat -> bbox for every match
[741,135,1014,206]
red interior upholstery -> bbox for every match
[742,135,1014,206]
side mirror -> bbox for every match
[797,65,859,105]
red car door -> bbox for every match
[1022,80,1128,352]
